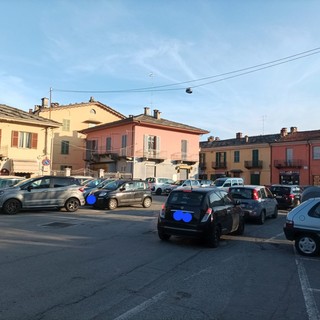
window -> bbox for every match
[286,148,293,163]
[90,108,96,114]
[61,141,69,154]
[181,140,188,160]
[234,151,240,163]
[144,135,160,156]
[106,137,112,152]
[216,152,226,166]
[252,149,259,165]
[313,147,320,160]
[11,131,37,149]
[62,119,70,131]
[121,135,127,156]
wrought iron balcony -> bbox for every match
[274,159,303,169]
[244,160,263,169]
[212,161,227,169]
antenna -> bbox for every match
[149,72,155,107]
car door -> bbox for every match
[22,177,52,208]
[133,181,146,203]
[117,182,135,205]
[262,187,275,217]
[218,190,237,232]
[209,191,231,233]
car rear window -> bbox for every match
[167,191,205,206]
[229,188,253,200]
[270,186,291,194]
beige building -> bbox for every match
[34,97,126,175]
[0,104,60,177]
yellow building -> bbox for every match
[35,97,126,175]
[0,104,60,177]
[200,132,281,185]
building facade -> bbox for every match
[34,97,126,174]
[0,104,60,177]
[80,107,209,180]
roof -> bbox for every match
[276,129,320,142]
[0,104,61,128]
[80,113,209,135]
[36,100,126,120]
[200,133,281,148]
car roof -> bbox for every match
[171,187,221,194]
[230,185,265,189]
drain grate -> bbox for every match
[42,222,74,228]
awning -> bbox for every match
[230,169,243,173]
[13,160,40,174]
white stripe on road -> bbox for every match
[295,257,320,320]
[113,291,166,320]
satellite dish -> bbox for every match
[186,87,193,94]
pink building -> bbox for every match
[80,108,209,180]
[271,127,320,186]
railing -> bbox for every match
[171,152,198,162]
[244,160,263,169]
[211,161,227,169]
[274,159,303,168]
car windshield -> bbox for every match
[167,191,205,206]
[229,188,253,200]
[13,177,37,187]
[101,180,124,190]
[172,180,184,186]
[214,180,225,187]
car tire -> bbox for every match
[271,207,278,219]
[206,224,220,248]
[295,234,320,257]
[3,199,21,215]
[155,188,162,195]
[258,211,266,225]
[108,198,118,210]
[233,217,245,235]
[158,228,171,241]
[65,198,80,212]
[142,197,152,208]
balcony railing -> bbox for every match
[212,161,227,169]
[274,159,303,169]
[135,149,167,160]
[244,160,263,169]
[171,152,198,163]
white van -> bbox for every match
[214,177,244,191]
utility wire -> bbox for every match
[53,47,320,94]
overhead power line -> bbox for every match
[53,46,320,94]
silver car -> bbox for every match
[0,175,85,214]
[283,198,320,256]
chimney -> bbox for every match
[89,96,95,102]
[153,109,161,119]
[29,109,33,114]
[290,126,297,133]
[236,132,243,139]
[207,136,214,142]
[144,107,150,115]
[281,127,288,137]
[215,137,220,141]
[41,97,49,108]
[245,135,249,143]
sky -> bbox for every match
[1,0,320,141]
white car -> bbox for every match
[146,177,174,195]
[283,198,320,256]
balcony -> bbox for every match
[171,152,198,164]
[135,149,167,162]
[244,160,263,169]
[274,159,303,169]
[212,161,227,169]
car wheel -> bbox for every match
[65,198,80,212]
[155,188,162,195]
[3,199,21,215]
[295,234,320,257]
[271,207,278,219]
[207,224,220,248]
[108,198,118,210]
[142,197,152,208]
[158,228,171,241]
[258,211,266,225]
[233,217,245,235]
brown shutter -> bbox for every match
[31,133,38,149]
[11,131,18,147]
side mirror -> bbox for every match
[27,185,33,192]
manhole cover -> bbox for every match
[42,222,74,228]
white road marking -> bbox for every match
[113,291,166,320]
[295,257,320,320]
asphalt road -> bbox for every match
[0,196,319,320]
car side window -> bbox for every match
[31,178,51,189]
[209,192,223,206]
[265,188,273,198]
[124,182,134,190]
[260,189,266,199]
[135,182,146,190]
[53,178,72,187]
[309,203,320,218]
[224,181,231,187]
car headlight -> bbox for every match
[99,192,107,197]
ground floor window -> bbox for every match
[279,172,299,185]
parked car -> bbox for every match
[88,179,152,210]
[164,179,201,194]
[157,187,245,248]
[283,198,320,256]
[84,179,115,203]
[146,177,174,195]
[197,179,214,187]
[213,177,244,191]
[228,185,278,224]
[72,175,95,185]
[269,184,301,209]
[0,175,85,214]
[301,186,320,203]
[0,176,26,189]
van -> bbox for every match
[214,177,244,191]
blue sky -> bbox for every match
[1,0,320,140]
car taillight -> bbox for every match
[79,187,84,192]
[160,204,166,218]
[201,208,213,222]
[285,220,294,228]
[253,190,259,200]
[289,194,295,199]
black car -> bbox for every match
[88,179,152,210]
[269,184,301,209]
[157,187,244,248]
